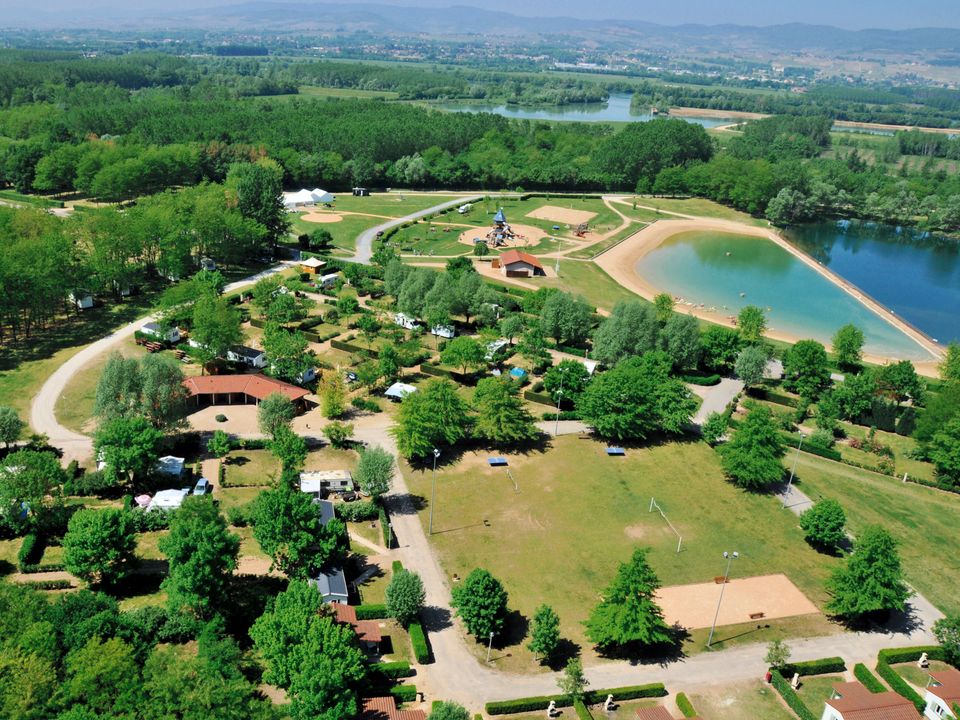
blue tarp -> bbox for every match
[606,447,626,456]
[488,457,508,467]
[509,367,527,380]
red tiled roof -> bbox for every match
[499,249,543,269]
[825,682,919,720]
[929,669,960,707]
[182,374,309,402]
[332,603,358,624]
[331,604,382,643]
[361,697,425,720]
[635,707,675,720]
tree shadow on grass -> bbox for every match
[495,609,530,650]
[593,624,690,667]
[110,571,163,601]
[544,638,582,671]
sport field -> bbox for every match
[403,436,838,666]
[689,680,795,720]
[793,453,960,616]
[450,196,622,237]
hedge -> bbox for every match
[876,646,944,712]
[392,559,403,573]
[573,699,594,719]
[410,621,431,664]
[335,500,379,522]
[769,667,817,720]
[541,410,581,421]
[372,661,414,680]
[524,390,558,407]
[681,373,721,386]
[782,657,846,677]
[379,505,392,548]
[876,659,926,711]
[19,563,66,574]
[20,579,72,590]
[485,683,667,715]
[249,318,266,329]
[676,692,697,718]
[332,338,377,356]
[854,663,887,693]
[355,604,389,620]
[17,533,43,571]
[390,684,417,703]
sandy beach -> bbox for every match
[594,218,943,372]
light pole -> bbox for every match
[782,432,805,509]
[428,447,440,535]
[554,367,566,435]
[707,551,739,648]
[486,631,495,663]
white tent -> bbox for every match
[283,189,316,208]
[310,188,335,204]
[385,383,417,401]
[147,488,189,512]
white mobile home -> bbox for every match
[300,470,355,497]
[394,313,419,330]
[227,345,267,369]
[141,322,181,344]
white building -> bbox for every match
[141,322,181,344]
[69,290,94,310]
[924,669,960,719]
[431,324,455,339]
[300,470,355,497]
[227,345,267,369]
[147,488,190,512]
[315,566,349,604]
[484,339,510,361]
[310,188,335,204]
[318,272,340,290]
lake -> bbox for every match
[433,93,731,127]
[785,221,960,346]
[635,230,936,360]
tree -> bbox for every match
[428,702,471,720]
[701,411,728,446]
[499,314,525,345]
[557,658,588,703]
[826,525,911,622]
[940,343,960,383]
[253,487,346,579]
[764,639,792,671]
[700,325,744,374]
[0,410,23,455]
[139,354,189,431]
[323,421,353,449]
[737,306,767,344]
[799,499,847,552]
[718,405,785,491]
[578,352,696,441]
[355,446,394,498]
[450,568,508,640]
[783,339,831,399]
[271,426,308,474]
[306,228,333,250]
[539,291,592,346]
[207,430,232,459]
[263,323,311,382]
[249,580,323,687]
[258,392,296,437]
[61,637,142,718]
[159,496,239,618]
[661,313,701,370]
[0,449,65,531]
[227,159,288,246]
[93,415,163,486]
[543,360,591,403]
[735,345,769,387]
[653,293,674,325]
[914,381,960,445]
[287,615,367,720]
[93,353,141,422]
[929,416,960,489]
[934,615,960,666]
[385,568,425,627]
[319,371,347,419]
[765,187,813,225]
[472,377,539,446]
[191,295,244,368]
[591,300,659,366]
[877,360,924,404]
[832,324,865,371]
[63,508,137,587]
[378,344,401,384]
[527,604,560,662]
[584,547,672,650]
[392,379,471,459]
[834,370,878,422]
[441,337,486,376]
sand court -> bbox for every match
[655,573,819,629]
[299,212,343,223]
[526,205,597,225]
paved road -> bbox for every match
[690,377,744,427]
[30,263,294,463]
[349,195,483,264]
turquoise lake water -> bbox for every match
[434,93,730,126]
[634,230,934,360]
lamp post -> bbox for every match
[554,367,567,435]
[486,631,495,663]
[782,432,805,509]
[428,447,440,535]
[707,551,739,648]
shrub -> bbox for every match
[390,684,418,703]
[769,668,816,720]
[484,684,666,716]
[226,503,253,527]
[127,509,171,533]
[335,500,379,522]
[17,533,43,571]
[410,621,431,664]
[681,373,721,386]
[355,604,389,620]
[676,693,697,718]
[22,579,72,590]
[540,411,581,421]
[215,414,228,422]
[573,699,593,720]
[854,663,886,693]
[781,657,846,677]
[351,396,381,413]
[372,661,414,680]
[380,504,392,548]
[63,470,116,497]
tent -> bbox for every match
[283,189,316,208]
[385,383,417,401]
[310,188,335,204]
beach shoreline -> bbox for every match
[593,218,943,374]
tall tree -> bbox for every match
[584,547,672,650]
[876,360,924,405]
[0,449,65,533]
[450,568,508,640]
[557,657,588,703]
[440,337,486,376]
[227,159,288,247]
[385,568,426,627]
[249,580,323,688]
[661,313,701,370]
[354,446,394,499]
[735,345,769,387]
[539,292,592,346]
[543,360,591,403]
[653,293,674,325]
[263,323,312,383]
[940,343,960,384]
[270,426,308,474]
[63,508,137,587]
[61,637,142,718]
[826,525,911,622]
[591,300,659,366]
[159,497,239,618]
[718,405,785,491]
[258,392,296,438]
[139,353,189,431]
[700,325,744,374]
[191,295,244,368]
[929,416,960,489]
[527,604,561,662]
[799,499,847,553]
[737,305,767,344]
[392,379,470,459]
[319,370,347,420]
[0,406,23,448]
[472,377,539,446]
[93,353,142,422]
[287,616,367,720]
[832,324,865,370]
[783,339,831,399]
[93,415,163,486]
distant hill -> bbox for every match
[4,0,960,55]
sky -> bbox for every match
[3,0,956,29]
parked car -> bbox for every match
[341,491,358,502]
[193,477,211,495]
[345,371,358,383]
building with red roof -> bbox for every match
[182,374,311,411]
[361,696,425,720]
[823,681,919,720]
[924,668,960,719]
[497,249,545,277]
[331,603,382,650]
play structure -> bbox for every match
[483,208,518,246]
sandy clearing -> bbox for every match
[593,218,942,366]
[526,205,597,225]
[668,107,767,121]
[299,212,343,223]
[656,573,819,630]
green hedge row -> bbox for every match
[854,663,887,693]
[373,661,414,680]
[485,683,667,715]
[770,668,816,720]
[17,533,43,571]
[778,433,843,461]
[22,579,72,590]
[249,317,266,329]
[355,604,389,620]
[676,692,698,718]
[332,338,378,357]
[573,699,594,719]
[876,646,944,712]
[782,657,846,677]
[19,563,66,574]
[876,659,925,711]
[540,410,581,421]
[409,621,431,664]
[379,505,392,548]
[681,373,721,386]
[390,684,417,703]
[878,646,944,665]
[524,390,557,407]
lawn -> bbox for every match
[894,660,951,688]
[796,675,845,716]
[289,212,384,256]
[689,680,795,720]
[403,436,837,667]
[297,86,400,100]
[452,196,622,236]
[542,260,643,311]
[792,453,960,615]
[632,197,770,227]
[224,450,279,487]
[566,221,644,259]
[391,222,471,256]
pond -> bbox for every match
[785,221,960,346]
[432,93,732,126]
[634,230,936,360]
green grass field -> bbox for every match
[689,680,795,720]
[793,453,960,616]
[224,450,279,487]
[796,675,844,716]
[542,260,643,311]
[894,660,951,688]
[631,197,770,227]
[566,221,644,259]
[404,436,838,666]
[445,195,622,237]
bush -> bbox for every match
[63,470,116,497]
[127,509,171,533]
[215,414,228,423]
[355,604,389,620]
[22,579,72,590]
[854,663,886,693]
[573,699,593,720]
[781,657,846,677]
[372,661,414,680]
[380,504,392,548]
[17,533,43,571]
[410,621,431,664]
[874,647,942,711]
[226,503,253,527]
[390,684,418,703]
[769,668,816,720]
[335,500,379,522]
[681,373,721,386]
[484,684,667,716]
[676,692,697,718]
[351,396,381,413]
[540,411,581,421]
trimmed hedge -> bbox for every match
[19,563,66,574]
[676,692,697,718]
[409,621,431,664]
[681,373,721,386]
[17,533,43,571]
[524,390,558,407]
[876,660,925,711]
[355,604,389,620]
[392,559,403,573]
[876,646,944,712]
[878,646,944,665]
[373,661,414,680]
[573,699,593,719]
[485,683,667,715]
[332,338,377,356]
[782,657,846,677]
[854,663,887,693]
[390,684,417,703]
[379,505,392,548]
[21,579,72,590]
[336,500,379,522]
[770,668,816,720]
[540,410,581,421]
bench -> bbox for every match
[714,576,729,584]
[578,432,592,440]
[749,612,765,620]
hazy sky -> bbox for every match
[5,0,957,29]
